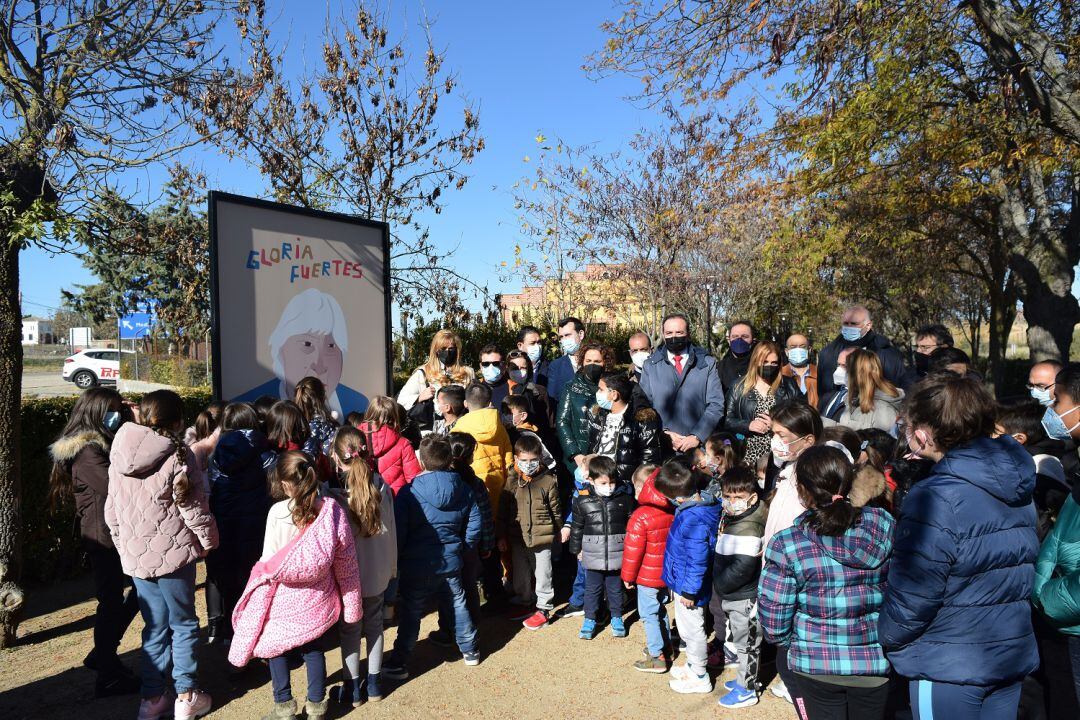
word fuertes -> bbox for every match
[245,241,364,283]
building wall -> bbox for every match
[21,320,54,345]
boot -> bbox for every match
[260,699,297,720]
[366,672,383,702]
[304,699,328,720]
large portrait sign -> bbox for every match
[209,192,391,417]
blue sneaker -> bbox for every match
[722,679,738,692]
[579,618,597,640]
[610,616,627,638]
[718,682,758,709]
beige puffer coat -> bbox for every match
[104,423,218,579]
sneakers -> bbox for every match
[366,672,383,702]
[771,678,793,703]
[718,682,759,709]
[506,604,536,621]
[174,690,212,720]
[558,603,585,618]
[610,616,627,638]
[633,654,669,673]
[722,679,738,692]
[523,610,549,631]
[382,662,409,681]
[669,670,712,694]
[462,651,481,666]
[428,629,454,649]
[137,693,175,720]
[260,699,297,720]
[579,618,597,640]
[304,699,328,720]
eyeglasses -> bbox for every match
[1027,383,1055,391]
[915,343,942,353]
[480,361,501,367]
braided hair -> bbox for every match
[139,390,193,505]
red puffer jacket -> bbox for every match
[359,423,421,495]
[621,472,675,588]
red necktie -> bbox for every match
[673,354,683,375]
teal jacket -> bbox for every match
[1033,493,1080,636]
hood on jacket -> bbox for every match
[849,465,887,508]
[50,430,109,464]
[214,429,270,474]
[674,489,719,515]
[813,507,892,570]
[637,473,671,511]
[361,423,403,458]
[454,407,502,442]
[409,469,468,511]
[936,435,1036,505]
[111,423,177,476]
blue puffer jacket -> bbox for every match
[209,429,276,531]
[661,493,722,606]
[395,469,481,577]
[879,435,1039,685]
[639,345,725,442]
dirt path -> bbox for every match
[0,565,794,719]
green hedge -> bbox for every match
[121,354,211,388]
[21,388,212,584]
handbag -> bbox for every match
[406,368,436,431]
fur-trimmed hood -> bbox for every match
[849,465,888,508]
[50,431,110,465]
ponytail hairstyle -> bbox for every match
[139,390,193,505]
[294,376,335,423]
[793,445,860,537]
[49,387,124,510]
[270,450,321,528]
[448,431,477,473]
[704,431,743,475]
[266,400,310,450]
[333,426,382,537]
[194,401,225,441]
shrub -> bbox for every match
[21,388,213,584]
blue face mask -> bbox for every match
[841,326,864,342]
[787,347,809,367]
[525,344,542,363]
[560,336,581,356]
[1030,386,1054,407]
[508,368,528,384]
[596,389,614,411]
[1042,405,1080,441]
[103,411,122,433]
[481,365,502,383]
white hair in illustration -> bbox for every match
[269,288,349,378]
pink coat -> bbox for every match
[229,498,362,666]
[105,423,218,579]
[360,423,421,495]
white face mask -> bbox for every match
[833,366,848,387]
[517,459,541,476]
[631,351,649,370]
[595,484,615,497]
[771,433,803,462]
[724,497,752,515]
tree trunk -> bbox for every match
[0,236,25,647]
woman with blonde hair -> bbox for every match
[839,349,904,432]
[723,340,802,466]
[397,329,474,432]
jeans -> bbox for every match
[393,573,477,663]
[673,597,708,675]
[910,680,1022,720]
[269,638,326,703]
[584,569,623,621]
[569,562,587,608]
[341,595,384,680]
[721,597,762,690]
[636,586,670,657]
[132,562,199,697]
[439,548,485,634]
[799,675,889,720]
[87,545,140,678]
[509,543,555,611]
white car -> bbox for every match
[62,348,121,389]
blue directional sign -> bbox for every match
[119,312,154,340]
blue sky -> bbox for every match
[20,0,659,318]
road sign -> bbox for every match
[119,312,153,340]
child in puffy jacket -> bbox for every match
[657,456,722,696]
[569,455,636,640]
[443,432,496,627]
[105,390,218,720]
[356,396,421,495]
[621,465,674,672]
[712,466,768,709]
[230,451,361,720]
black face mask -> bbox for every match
[914,352,930,374]
[437,347,458,366]
[760,364,781,383]
[582,364,604,384]
[664,336,690,354]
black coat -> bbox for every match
[568,484,636,572]
[719,351,752,399]
[722,376,803,436]
[585,406,662,486]
[209,429,276,543]
[816,331,907,407]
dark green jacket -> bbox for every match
[556,372,599,473]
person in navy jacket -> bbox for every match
[546,317,585,403]
[515,325,550,388]
[879,373,1039,719]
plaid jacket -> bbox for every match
[759,506,894,677]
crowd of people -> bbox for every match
[45,303,1080,720]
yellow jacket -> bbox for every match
[453,408,514,514]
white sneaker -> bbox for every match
[174,690,212,720]
[669,671,712,694]
[669,664,691,681]
[770,679,793,703]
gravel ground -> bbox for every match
[0,565,796,719]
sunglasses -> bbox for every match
[480,361,501,368]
